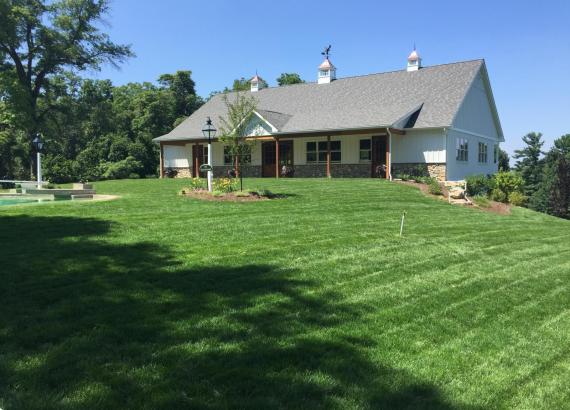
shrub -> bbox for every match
[188,177,206,190]
[43,154,75,184]
[508,191,527,206]
[102,156,143,180]
[397,174,411,181]
[490,188,507,203]
[428,180,443,195]
[409,165,429,178]
[164,168,178,178]
[466,174,494,196]
[494,171,523,197]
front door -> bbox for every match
[262,141,294,177]
[192,144,206,177]
[371,135,388,178]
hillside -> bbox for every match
[1,179,569,409]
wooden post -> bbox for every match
[159,142,164,178]
[386,132,391,180]
[275,138,280,178]
[326,136,331,178]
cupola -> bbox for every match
[407,47,422,72]
[250,74,265,92]
[318,45,336,84]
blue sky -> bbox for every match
[92,0,570,156]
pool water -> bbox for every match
[0,197,64,206]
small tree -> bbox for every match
[218,92,258,191]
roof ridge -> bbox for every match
[210,59,484,96]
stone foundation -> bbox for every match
[293,164,371,178]
[392,163,446,181]
[213,165,262,178]
[165,167,192,178]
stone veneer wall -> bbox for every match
[166,167,192,178]
[213,165,262,178]
[293,164,370,178]
[392,163,447,181]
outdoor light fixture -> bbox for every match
[32,133,44,188]
[202,116,217,142]
[201,117,217,192]
[32,133,44,152]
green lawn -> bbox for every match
[1,178,570,409]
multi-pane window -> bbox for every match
[478,142,488,163]
[224,145,250,165]
[359,139,371,162]
[494,144,498,164]
[456,138,469,162]
[306,141,341,163]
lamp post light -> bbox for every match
[32,133,44,188]
[201,116,217,192]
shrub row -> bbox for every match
[466,171,526,206]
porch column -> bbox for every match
[386,131,391,180]
[275,138,280,178]
[326,136,331,178]
[159,142,164,178]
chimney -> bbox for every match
[407,47,422,72]
[250,74,265,92]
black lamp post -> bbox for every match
[201,117,217,192]
[32,133,44,188]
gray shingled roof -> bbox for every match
[154,60,485,142]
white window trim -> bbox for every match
[306,141,341,164]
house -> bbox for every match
[153,49,504,181]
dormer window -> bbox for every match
[319,70,329,77]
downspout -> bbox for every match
[386,128,392,181]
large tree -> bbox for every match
[276,72,304,86]
[0,0,132,148]
[513,132,544,196]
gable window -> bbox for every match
[224,145,251,165]
[306,140,341,163]
[456,138,468,162]
[478,142,488,163]
[359,139,371,162]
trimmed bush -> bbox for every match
[102,156,143,180]
[466,174,494,196]
[428,180,443,195]
[494,171,523,197]
[508,191,527,206]
[490,188,507,203]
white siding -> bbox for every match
[163,145,190,168]
[392,129,446,163]
[446,129,498,181]
[453,73,500,139]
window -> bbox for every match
[456,138,468,162]
[306,140,341,163]
[478,142,488,163]
[224,145,250,165]
[494,144,498,164]
[359,139,371,162]
[319,70,329,77]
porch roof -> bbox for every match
[154,59,485,143]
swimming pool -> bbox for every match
[0,197,56,206]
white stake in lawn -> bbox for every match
[400,211,407,237]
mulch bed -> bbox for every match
[181,190,271,202]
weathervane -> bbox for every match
[321,45,332,59]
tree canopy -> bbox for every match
[276,73,305,86]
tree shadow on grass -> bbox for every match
[0,215,477,409]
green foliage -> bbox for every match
[494,171,523,197]
[276,73,305,86]
[508,191,527,207]
[213,178,237,193]
[530,135,570,218]
[427,179,443,195]
[43,155,75,184]
[498,148,510,171]
[513,132,544,196]
[472,195,491,208]
[466,174,495,196]
[490,188,507,203]
[101,156,143,180]
[228,77,268,92]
